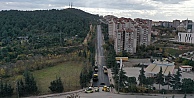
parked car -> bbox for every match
[85,87,93,93]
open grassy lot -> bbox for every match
[165,48,185,56]
[165,47,194,56]
[33,61,83,95]
[5,60,84,96]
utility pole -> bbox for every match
[118,58,123,94]
[71,2,73,8]
[60,30,62,46]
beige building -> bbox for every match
[177,23,186,32]
[115,29,137,53]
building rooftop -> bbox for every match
[145,60,175,76]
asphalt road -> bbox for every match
[53,87,194,98]
[93,25,110,87]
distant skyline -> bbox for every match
[0,0,193,21]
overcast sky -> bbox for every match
[0,0,193,21]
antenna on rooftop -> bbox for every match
[71,2,73,8]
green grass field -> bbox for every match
[33,61,83,95]
[165,47,194,56]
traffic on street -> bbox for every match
[92,25,110,87]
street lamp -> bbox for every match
[118,58,123,94]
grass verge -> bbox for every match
[33,61,83,95]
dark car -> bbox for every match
[94,66,98,72]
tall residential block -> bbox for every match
[108,17,152,54]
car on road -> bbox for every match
[85,87,93,93]
[95,87,99,92]
[104,69,108,74]
[103,66,108,74]
[94,66,98,72]
[102,85,110,92]
[93,74,98,81]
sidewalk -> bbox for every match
[107,69,118,94]
[25,89,83,98]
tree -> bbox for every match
[17,79,25,96]
[79,66,92,88]
[122,50,129,57]
[0,81,14,97]
[145,77,155,93]
[0,9,100,65]
[49,77,64,93]
[127,77,137,93]
[17,70,38,96]
[171,68,182,91]
[138,66,146,86]
[80,69,87,88]
[118,69,128,88]
[155,67,164,90]
[23,70,38,94]
[165,72,172,90]
[181,78,194,94]
[145,77,154,86]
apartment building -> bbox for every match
[115,29,137,53]
[135,25,149,46]
[108,17,151,54]
[173,19,180,28]
[152,21,173,28]
[134,18,152,45]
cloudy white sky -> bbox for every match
[0,0,193,21]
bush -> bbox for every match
[49,77,64,93]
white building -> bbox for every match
[179,66,192,72]
[178,32,194,44]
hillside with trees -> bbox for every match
[0,8,98,96]
[0,8,99,76]
[0,8,99,65]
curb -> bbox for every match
[25,89,83,98]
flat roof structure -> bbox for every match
[115,57,128,61]
[145,61,175,76]
[180,65,192,68]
